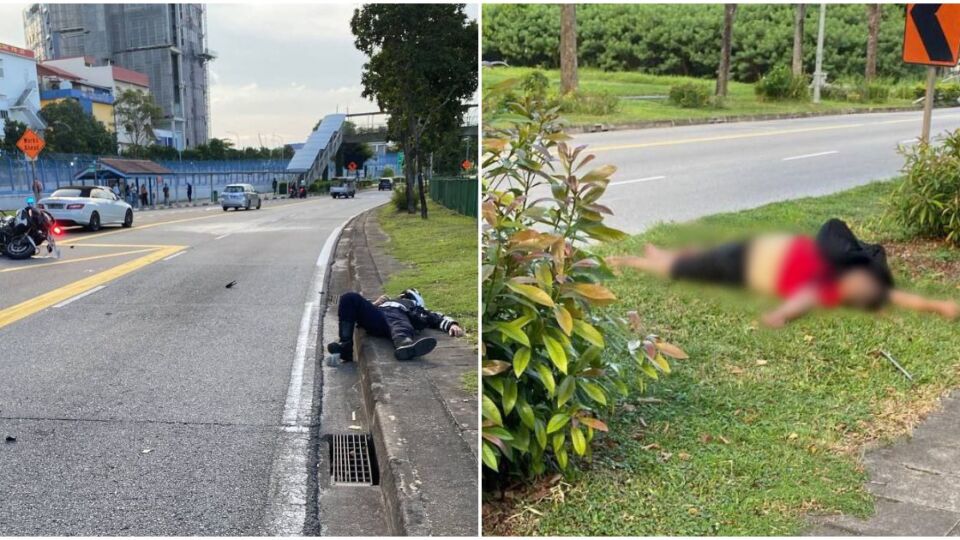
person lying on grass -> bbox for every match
[607,218,960,328]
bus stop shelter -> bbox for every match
[73,158,173,207]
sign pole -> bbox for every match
[30,159,39,203]
[921,65,937,143]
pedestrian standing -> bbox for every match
[272,178,278,195]
[162,184,170,205]
[112,183,121,199]
[186,182,193,203]
[140,184,148,207]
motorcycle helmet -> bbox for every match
[400,288,424,307]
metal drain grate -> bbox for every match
[330,433,376,485]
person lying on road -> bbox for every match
[327,288,464,364]
[606,218,960,328]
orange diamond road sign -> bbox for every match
[903,4,960,66]
[16,129,45,160]
[347,161,357,171]
[461,159,473,170]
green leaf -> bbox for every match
[651,353,672,374]
[543,334,568,374]
[556,447,569,469]
[517,398,536,429]
[502,377,518,415]
[554,305,573,336]
[513,347,531,377]
[483,426,514,440]
[482,394,503,426]
[547,413,571,434]
[534,419,547,449]
[482,360,511,376]
[498,318,531,347]
[506,280,555,307]
[570,426,587,456]
[535,363,556,395]
[482,442,499,470]
[580,381,608,406]
[640,361,660,380]
[511,426,530,452]
[573,320,605,348]
[556,376,576,407]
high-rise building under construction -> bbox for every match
[23,3,214,149]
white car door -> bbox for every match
[94,189,120,223]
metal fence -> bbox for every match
[428,176,477,218]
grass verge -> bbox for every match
[484,180,960,535]
[483,67,918,127]
[376,199,478,338]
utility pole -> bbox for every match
[813,3,826,103]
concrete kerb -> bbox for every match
[325,208,478,536]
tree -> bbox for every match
[40,100,116,155]
[114,89,163,156]
[865,4,881,81]
[1,120,27,154]
[351,3,477,218]
[560,4,578,95]
[792,4,806,75]
[337,122,374,176]
[716,4,737,97]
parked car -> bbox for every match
[39,186,133,231]
[378,179,393,191]
[221,184,262,211]
[331,180,357,199]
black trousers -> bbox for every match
[338,292,415,345]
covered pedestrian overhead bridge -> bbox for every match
[285,113,345,183]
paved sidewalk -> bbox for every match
[807,390,960,536]
[325,209,478,535]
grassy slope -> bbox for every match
[483,67,916,126]
[504,181,960,535]
[376,200,478,337]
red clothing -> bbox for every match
[776,236,840,306]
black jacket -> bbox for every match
[379,298,458,332]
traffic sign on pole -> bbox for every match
[903,4,960,66]
[397,151,405,171]
[16,129,45,161]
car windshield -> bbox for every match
[50,189,87,198]
[224,186,244,192]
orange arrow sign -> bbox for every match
[16,129,45,160]
[903,4,960,66]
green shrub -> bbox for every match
[308,180,331,194]
[391,184,421,211]
[520,70,550,101]
[912,81,960,104]
[278,181,288,195]
[820,83,850,101]
[889,130,960,244]
[557,89,621,115]
[481,78,686,481]
[755,66,809,101]
[862,82,890,103]
[668,82,712,108]
[381,167,395,178]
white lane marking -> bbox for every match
[282,301,315,426]
[782,150,839,161]
[162,251,185,262]
[214,233,230,240]
[53,285,106,308]
[900,138,918,145]
[610,175,666,186]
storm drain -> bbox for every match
[330,433,378,486]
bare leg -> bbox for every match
[607,243,686,278]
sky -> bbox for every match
[0,2,478,148]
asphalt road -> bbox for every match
[0,191,389,535]
[569,109,960,233]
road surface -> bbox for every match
[570,109,960,233]
[0,191,389,534]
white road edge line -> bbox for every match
[900,138,918,145]
[53,285,106,308]
[214,233,230,240]
[610,175,666,186]
[262,206,368,536]
[782,150,839,161]
[162,251,185,261]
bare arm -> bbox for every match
[761,287,819,328]
[890,290,959,320]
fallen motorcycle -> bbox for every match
[0,199,61,260]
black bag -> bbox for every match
[815,218,894,287]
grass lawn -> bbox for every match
[483,67,918,127]
[376,200,478,338]
[485,180,960,535]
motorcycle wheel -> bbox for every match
[5,237,35,260]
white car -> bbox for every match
[39,186,134,231]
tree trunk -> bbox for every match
[405,116,416,214]
[417,151,428,220]
[716,4,737,98]
[560,4,578,95]
[792,4,806,76]
[865,4,881,81]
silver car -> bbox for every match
[221,184,262,211]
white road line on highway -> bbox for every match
[610,175,666,186]
[214,233,230,240]
[900,138,918,145]
[52,285,106,308]
[162,251,185,261]
[782,150,839,161]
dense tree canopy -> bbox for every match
[39,100,116,155]
[483,4,925,82]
